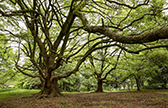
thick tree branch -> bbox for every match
[53,11,75,52]
[75,11,168,44]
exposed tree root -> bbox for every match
[35,95,49,99]
[95,90,104,93]
[31,91,63,99]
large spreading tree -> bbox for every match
[1,0,168,98]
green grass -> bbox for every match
[99,105,112,108]
[62,89,137,94]
[157,91,168,94]
[104,89,137,92]
[1,88,167,100]
[0,88,40,100]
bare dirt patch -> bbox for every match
[0,90,168,108]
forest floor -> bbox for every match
[0,89,168,108]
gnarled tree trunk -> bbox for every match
[35,77,62,98]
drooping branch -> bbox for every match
[0,9,37,17]
[102,49,122,80]
[75,11,168,44]
[103,73,134,84]
[116,44,168,54]
[51,40,118,80]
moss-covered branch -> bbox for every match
[75,11,168,44]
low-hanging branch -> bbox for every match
[103,73,134,84]
[75,11,168,44]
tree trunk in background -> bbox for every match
[128,83,130,91]
[87,87,90,91]
[155,70,167,89]
[61,81,63,92]
[64,82,66,92]
[123,83,126,89]
[95,80,103,92]
[131,80,133,89]
[135,76,140,91]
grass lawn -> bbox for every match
[0,88,133,100]
[0,88,40,99]
[0,88,165,100]
[157,91,168,94]
[0,88,168,108]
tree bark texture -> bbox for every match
[36,78,62,98]
[76,11,168,44]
